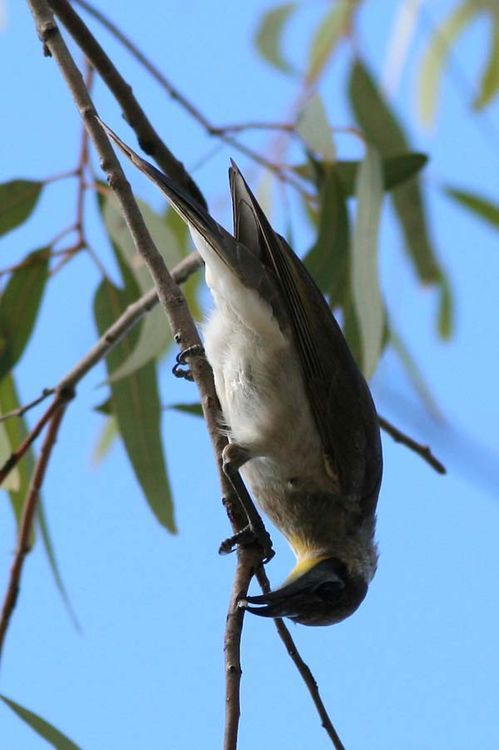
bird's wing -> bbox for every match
[229,163,382,504]
[99,120,287,329]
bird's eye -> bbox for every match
[314,581,343,603]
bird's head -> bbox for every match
[240,557,369,626]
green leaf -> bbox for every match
[0,374,35,523]
[474,20,499,109]
[303,169,350,307]
[438,275,453,340]
[0,248,50,380]
[94,278,175,532]
[0,421,21,491]
[37,503,79,630]
[296,94,335,161]
[254,3,296,73]
[169,402,204,418]
[0,695,80,750]
[349,60,443,285]
[0,180,43,237]
[163,206,203,322]
[390,328,442,418]
[307,0,354,82]
[92,415,118,464]
[101,197,180,381]
[418,0,479,126]
[0,375,74,621]
[351,147,385,378]
[444,186,499,229]
[295,153,428,195]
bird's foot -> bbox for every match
[219,523,274,563]
[172,344,205,381]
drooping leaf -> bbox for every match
[444,186,499,229]
[101,197,181,381]
[0,248,50,381]
[349,60,446,294]
[163,206,203,322]
[169,402,204,418]
[390,328,443,418]
[474,20,499,109]
[94,278,175,531]
[438,274,453,340]
[0,421,20,491]
[37,503,79,629]
[418,0,479,126]
[0,180,43,237]
[296,94,335,161]
[351,147,385,378]
[0,373,35,523]
[342,300,363,369]
[307,0,354,83]
[254,3,296,73]
[304,169,350,306]
[295,153,428,195]
[0,375,73,620]
[0,695,80,750]
[92,415,118,464]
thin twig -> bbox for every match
[69,0,313,199]
[255,568,346,750]
[25,8,347,749]
[378,415,446,474]
[0,393,70,485]
[0,253,202,489]
[48,0,207,208]
[0,388,54,424]
[224,547,262,750]
[0,397,68,660]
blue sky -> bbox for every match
[1,1,498,748]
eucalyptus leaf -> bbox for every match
[307,0,353,82]
[254,3,296,73]
[101,197,176,381]
[296,94,335,161]
[94,278,175,532]
[0,248,50,380]
[444,186,499,229]
[0,374,74,620]
[351,147,384,378]
[0,375,35,524]
[92,415,118,464]
[169,402,204,418]
[304,169,350,307]
[418,0,478,126]
[474,20,499,109]
[294,153,428,194]
[0,695,80,750]
[349,60,445,291]
[0,180,43,237]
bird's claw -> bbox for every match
[172,344,205,381]
[219,524,275,563]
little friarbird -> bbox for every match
[101,121,383,626]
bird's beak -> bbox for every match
[239,574,343,620]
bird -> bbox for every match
[100,120,383,626]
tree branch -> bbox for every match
[255,568,346,750]
[378,415,446,474]
[25,6,258,746]
[68,0,312,198]
[0,395,69,661]
[224,547,262,750]
[48,0,207,208]
[0,253,202,483]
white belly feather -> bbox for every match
[190,227,328,502]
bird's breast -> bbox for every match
[202,263,333,499]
